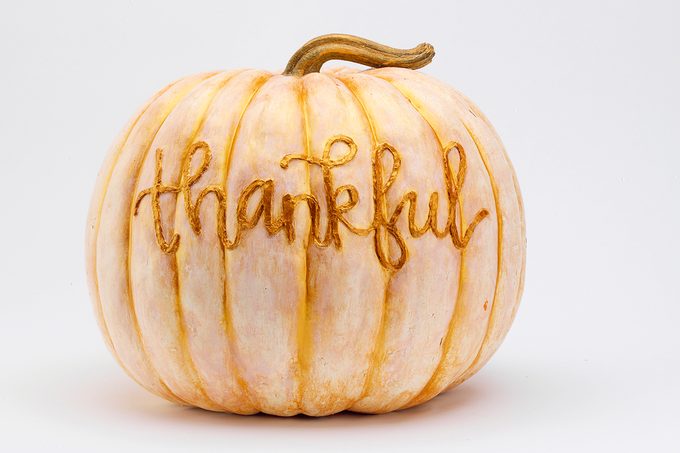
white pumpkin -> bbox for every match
[86,34,525,416]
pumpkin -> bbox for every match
[86,34,526,416]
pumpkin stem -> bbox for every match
[283,34,435,76]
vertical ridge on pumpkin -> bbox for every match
[376,82,468,410]
[479,113,525,352]
[453,123,503,386]
[463,100,526,327]
[510,170,526,322]
[296,73,386,415]
[126,72,228,409]
[218,71,272,414]
[170,70,258,413]
[296,77,313,414]
[436,89,524,382]
[335,74,394,413]
[224,75,308,415]
[171,72,247,411]
[97,72,218,405]
[447,119,524,387]
[373,69,505,395]
[369,70,497,407]
[339,73,457,413]
[88,79,179,401]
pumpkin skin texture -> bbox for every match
[86,37,525,416]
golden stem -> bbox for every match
[283,34,435,76]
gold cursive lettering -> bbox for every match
[133,136,489,271]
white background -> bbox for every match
[1,1,678,451]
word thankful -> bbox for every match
[134,136,489,271]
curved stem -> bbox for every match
[284,34,435,76]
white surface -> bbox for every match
[1,0,678,451]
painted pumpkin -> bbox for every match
[86,34,526,416]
